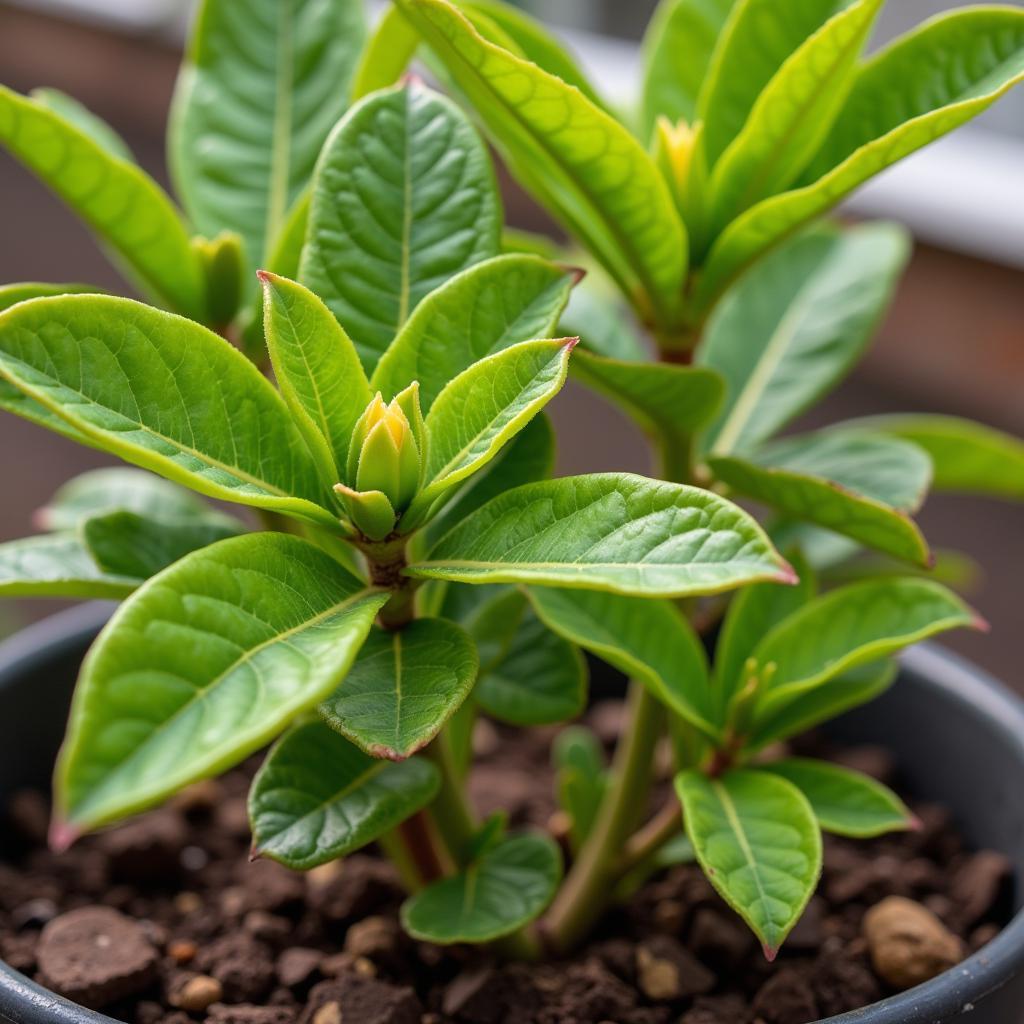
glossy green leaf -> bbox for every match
[55,533,388,833]
[571,350,724,481]
[676,768,822,956]
[0,379,96,448]
[707,0,882,231]
[319,618,478,761]
[260,273,372,481]
[414,339,575,511]
[640,0,736,139]
[169,0,365,269]
[0,295,334,525]
[468,589,586,726]
[0,283,103,315]
[553,726,608,853]
[698,223,909,455]
[748,659,896,750]
[697,8,1024,310]
[82,510,243,580]
[843,415,1024,502]
[249,721,440,869]
[529,586,716,737]
[401,833,562,942]
[31,88,134,162]
[395,0,687,329]
[410,474,792,597]
[0,85,205,319]
[301,79,501,374]
[751,579,979,719]
[352,6,420,100]
[759,758,914,837]
[0,533,139,599]
[371,254,577,411]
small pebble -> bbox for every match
[170,974,223,1012]
[864,895,964,989]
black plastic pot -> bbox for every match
[0,603,1022,1024]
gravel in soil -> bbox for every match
[0,704,1013,1024]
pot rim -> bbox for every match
[0,604,1022,1024]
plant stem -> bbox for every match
[423,732,479,869]
[542,681,664,953]
[619,797,682,873]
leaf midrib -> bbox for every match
[265,0,295,260]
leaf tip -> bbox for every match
[774,560,800,587]
[563,336,581,354]
[762,942,779,963]
[248,842,262,863]
[560,264,587,287]
[48,818,81,854]
[907,813,924,833]
[971,612,991,634]
[402,71,427,91]
[368,743,408,763]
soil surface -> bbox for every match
[0,703,1014,1024]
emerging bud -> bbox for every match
[192,230,244,330]
[346,390,422,514]
[653,116,698,197]
[334,484,397,542]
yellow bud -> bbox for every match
[347,392,422,513]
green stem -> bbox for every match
[423,732,479,868]
[542,682,664,953]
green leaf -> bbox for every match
[395,0,687,329]
[553,726,608,852]
[414,339,575,512]
[371,254,577,412]
[0,379,97,448]
[751,578,979,719]
[0,282,103,315]
[697,8,1024,311]
[352,6,421,100]
[30,88,134,162]
[249,720,440,869]
[0,85,205,320]
[759,758,914,837]
[319,618,478,761]
[708,434,932,566]
[468,589,586,726]
[707,0,883,231]
[301,79,501,374]
[748,658,896,750]
[82,510,243,579]
[640,0,736,140]
[0,295,334,525]
[676,768,822,956]
[169,0,365,269]
[571,350,723,481]
[55,533,388,833]
[0,533,139,599]
[842,415,1024,502]
[698,223,909,454]
[697,0,843,167]
[410,473,792,597]
[401,833,562,942]
[260,273,372,482]
[528,586,716,737]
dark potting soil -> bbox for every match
[0,703,1014,1024]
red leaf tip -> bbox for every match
[564,336,581,353]
[908,814,924,833]
[255,269,276,286]
[48,819,80,854]
[774,561,800,586]
[561,265,587,286]
[972,613,991,634]
[762,943,778,963]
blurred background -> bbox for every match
[0,0,1021,682]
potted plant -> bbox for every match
[0,0,1022,1022]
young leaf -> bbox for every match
[571,351,724,481]
[401,833,562,942]
[260,273,372,481]
[414,339,576,511]
[394,0,688,329]
[249,721,440,870]
[0,534,139,599]
[707,0,883,231]
[759,758,914,837]
[319,618,478,761]
[169,0,365,269]
[676,768,822,957]
[409,474,792,597]
[640,0,736,140]
[842,415,1024,502]
[553,726,608,853]
[468,589,586,726]
[751,578,980,719]
[54,534,388,834]
[0,295,334,525]
[30,88,134,162]
[371,254,578,411]
[698,223,909,455]
[0,86,205,320]
[696,8,1024,311]
[301,79,501,374]
[0,282,103,315]
[528,586,718,738]
[351,6,421,100]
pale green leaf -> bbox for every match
[31,88,134,162]
[301,79,501,374]
[0,533,139,599]
[319,618,478,760]
[401,833,562,942]
[0,282,103,315]
[352,7,421,100]
[759,758,914,837]
[55,533,388,832]
[249,721,440,869]
[410,473,792,597]
[0,85,205,319]
[169,0,365,268]
[676,768,822,955]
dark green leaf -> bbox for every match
[0,533,139,599]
